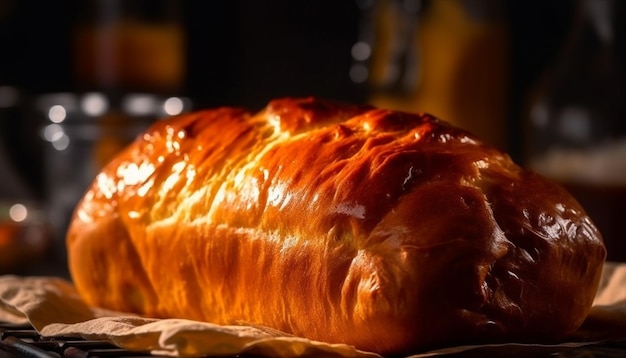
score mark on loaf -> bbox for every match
[67,97,606,356]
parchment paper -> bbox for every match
[2,263,626,357]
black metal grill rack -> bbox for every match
[0,321,263,358]
[0,322,159,358]
[4,320,626,358]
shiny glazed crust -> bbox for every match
[67,97,606,355]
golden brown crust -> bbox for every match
[67,97,606,355]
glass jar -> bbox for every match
[525,0,626,261]
[38,92,191,259]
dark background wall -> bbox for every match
[0,0,368,104]
[1,1,574,103]
[0,0,575,200]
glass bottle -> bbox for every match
[525,0,626,261]
[360,0,510,149]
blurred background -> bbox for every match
[0,0,624,275]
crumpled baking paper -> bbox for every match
[2,263,626,357]
[0,274,379,357]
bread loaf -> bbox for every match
[67,97,606,355]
